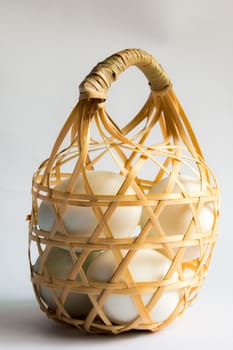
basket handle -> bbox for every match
[79,48,171,101]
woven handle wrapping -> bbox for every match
[79,48,171,101]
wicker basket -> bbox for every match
[28,48,220,334]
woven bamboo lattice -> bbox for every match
[28,48,220,334]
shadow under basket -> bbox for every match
[28,48,220,334]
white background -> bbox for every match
[0,0,233,348]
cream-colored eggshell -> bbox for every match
[33,247,96,317]
[38,170,142,239]
[140,175,215,261]
[86,249,179,324]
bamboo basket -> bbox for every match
[28,48,220,334]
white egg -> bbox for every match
[38,170,142,239]
[140,175,215,261]
[33,247,98,317]
[86,249,179,324]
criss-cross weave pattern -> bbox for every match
[28,48,220,334]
